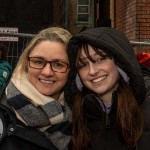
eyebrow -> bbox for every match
[79,52,97,61]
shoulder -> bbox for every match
[0,60,11,71]
[0,60,11,66]
[0,61,12,87]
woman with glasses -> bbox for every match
[67,27,150,150]
[0,27,72,150]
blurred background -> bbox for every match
[0,0,150,69]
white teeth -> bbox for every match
[92,76,106,83]
[40,79,54,84]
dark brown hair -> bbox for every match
[72,43,143,150]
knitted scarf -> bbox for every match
[5,68,72,150]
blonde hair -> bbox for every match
[13,27,72,75]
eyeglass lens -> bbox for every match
[28,57,69,73]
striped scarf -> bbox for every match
[5,68,72,150]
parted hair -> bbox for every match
[13,27,72,75]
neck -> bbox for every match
[98,93,112,105]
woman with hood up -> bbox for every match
[67,27,150,150]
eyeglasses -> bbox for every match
[28,57,70,73]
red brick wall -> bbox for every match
[135,0,150,53]
[115,0,150,53]
[115,0,136,40]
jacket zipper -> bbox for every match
[105,113,110,128]
[93,94,111,128]
[92,94,112,150]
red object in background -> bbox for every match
[136,52,150,68]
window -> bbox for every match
[77,0,90,25]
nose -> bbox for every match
[88,63,99,76]
[41,63,54,76]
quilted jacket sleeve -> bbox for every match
[0,60,12,90]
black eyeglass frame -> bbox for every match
[28,57,70,73]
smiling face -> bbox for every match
[77,45,119,104]
[27,40,70,99]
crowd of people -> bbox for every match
[0,26,149,150]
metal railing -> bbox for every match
[0,32,35,38]
[130,41,150,46]
[1,32,150,45]
[0,32,150,69]
[0,32,34,69]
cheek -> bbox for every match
[107,63,119,79]
[78,70,87,82]
[58,71,70,83]
[27,68,39,82]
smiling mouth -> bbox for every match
[92,75,107,83]
[40,79,54,84]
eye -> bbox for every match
[77,61,88,69]
[96,56,107,63]
[52,61,65,68]
[33,59,45,65]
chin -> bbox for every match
[41,93,50,96]
[42,92,52,96]
[37,89,50,96]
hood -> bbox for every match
[67,27,146,104]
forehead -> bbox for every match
[79,52,98,62]
[30,40,68,60]
[80,45,95,57]
[79,45,106,60]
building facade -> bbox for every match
[0,0,149,68]
[67,0,150,53]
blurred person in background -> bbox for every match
[0,43,11,90]
[136,51,150,69]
